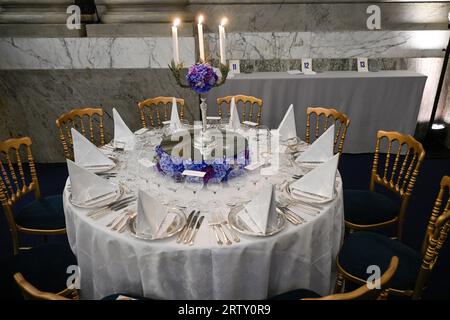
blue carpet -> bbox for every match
[0,156,449,299]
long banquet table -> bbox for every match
[63,128,344,300]
[206,71,427,153]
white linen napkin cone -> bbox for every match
[66,159,117,204]
[228,97,241,131]
[243,184,278,234]
[277,104,297,141]
[291,153,339,200]
[71,128,114,168]
[296,124,335,163]
[113,108,135,150]
[170,97,182,131]
[136,189,168,236]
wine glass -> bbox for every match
[228,169,246,203]
[206,177,223,207]
[184,176,204,209]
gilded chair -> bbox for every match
[270,256,398,300]
[138,96,185,128]
[217,95,263,125]
[0,137,66,254]
[12,242,78,300]
[306,107,350,155]
[344,131,425,240]
[335,175,450,299]
[55,107,105,160]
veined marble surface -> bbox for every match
[206,30,449,60]
[0,37,195,69]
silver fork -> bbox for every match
[213,213,232,245]
[217,212,240,243]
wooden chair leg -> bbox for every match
[334,272,345,293]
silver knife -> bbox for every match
[183,211,200,244]
[176,210,195,243]
[188,215,204,245]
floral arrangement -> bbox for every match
[185,62,219,94]
[155,145,250,183]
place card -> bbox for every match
[138,158,155,168]
[245,162,263,171]
[182,170,206,177]
[207,116,221,120]
[134,128,149,135]
[301,58,316,74]
[357,57,369,72]
[162,120,171,125]
[242,121,258,127]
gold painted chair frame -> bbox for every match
[306,107,350,155]
[138,96,185,128]
[345,130,425,240]
[55,107,105,160]
[336,176,450,299]
[13,272,78,300]
[0,137,66,255]
[217,95,263,125]
[308,256,398,300]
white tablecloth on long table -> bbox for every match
[63,129,345,299]
[206,71,427,153]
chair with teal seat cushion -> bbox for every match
[15,195,66,230]
[344,190,400,225]
[269,289,321,300]
[13,242,77,295]
[338,231,421,291]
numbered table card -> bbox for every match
[301,58,316,75]
[182,170,206,178]
[229,60,240,74]
[357,57,369,72]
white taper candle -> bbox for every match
[197,15,205,62]
[219,18,227,65]
[172,18,180,65]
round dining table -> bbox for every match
[63,126,344,299]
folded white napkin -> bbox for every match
[136,189,169,236]
[296,125,335,163]
[170,97,182,131]
[277,104,297,141]
[242,184,278,234]
[228,97,241,131]
[291,153,339,200]
[71,128,114,169]
[113,108,135,151]
[66,159,117,204]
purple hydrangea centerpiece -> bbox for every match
[186,62,219,94]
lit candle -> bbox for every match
[172,18,181,65]
[219,17,227,65]
[197,15,205,62]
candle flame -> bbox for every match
[220,17,228,26]
[173,18,181,27]
[198,15,204,24]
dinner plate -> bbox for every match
[84,156,118,173]
[68,184,124,209]
[228,206,286,237]
[128,207,187,241]
[281,137,308,154]
[285,179,341,204]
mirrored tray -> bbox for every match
[128,208,187,241]
[228,206,286,237]
[68,184,124,209]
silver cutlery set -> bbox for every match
[209,212,240,246]
[176,210,204,246]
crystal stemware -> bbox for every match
[184,176,204,209]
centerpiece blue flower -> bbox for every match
[186,62,219,94]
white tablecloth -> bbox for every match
[63,129,344,299]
